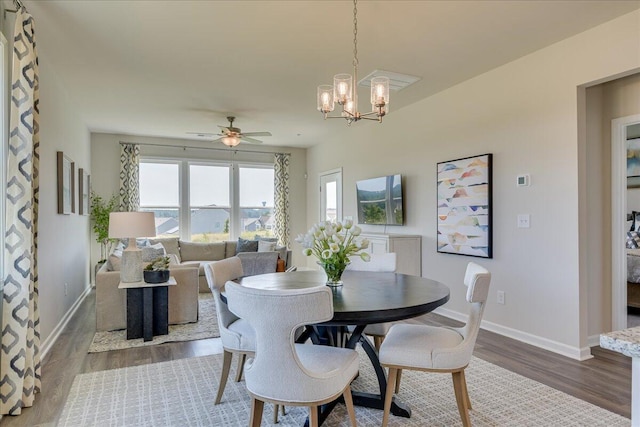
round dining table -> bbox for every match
[237,269,450,425]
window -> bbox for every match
[139,161,180,238]
[139,159,275,243]
[239,166,274,239]
[190,164,230,242]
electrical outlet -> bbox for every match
[497,290,505,305]
[64,283,68,296]
[517,214,530,228]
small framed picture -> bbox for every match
[57,151,75,215]
[79,168,90,216]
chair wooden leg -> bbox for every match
[309,405,319,427]
[374,336,384,351]
[250,398,264,427]
[343,385,357,427]
[382,368,398,427]
[281,405,286,415]
[460,369,472,410]
[394,369,402,394]
[215,350,233,404]
[273,404,279,424]
[235,353,247,382]
[452,370,471,427]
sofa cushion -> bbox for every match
[226,240,237,257]
[180,241,226,262]
[142,243,166,262]
[237,252,279,276]
[236,237,258,254]
[149,237,181,263]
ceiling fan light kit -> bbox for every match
[188,116,271,147]
[316,0,390,125]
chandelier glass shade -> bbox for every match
[316,0,389,124]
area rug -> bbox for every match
[88,294,219,353]
[58,349,629,426]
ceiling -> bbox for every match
[22,0,640,148]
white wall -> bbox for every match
[0,2,92,353]
[305,10,640,359]
[89,133,307,273]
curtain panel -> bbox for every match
[119,143,140,212]
[1,6,41,415]
[273,153,290,247]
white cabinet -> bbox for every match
[360,233,422,276]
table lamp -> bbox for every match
[108,211,156,283]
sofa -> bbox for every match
[95,237,291,331]
[145,237,292,293]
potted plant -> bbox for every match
[143,256,170,283]
[90,191,119,263]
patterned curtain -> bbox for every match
[119,143,140,212]
[1,6,41,415]
[273,153,290,247]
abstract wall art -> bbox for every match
[437,153,493,258]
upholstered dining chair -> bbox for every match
[204,257,250,405]
[205,257,285,423]
[225,281,359,427]
[346,252,397,350]
[379,261,491,427]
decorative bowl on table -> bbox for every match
[143,269,170,284]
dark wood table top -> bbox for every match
[237,270,450,326]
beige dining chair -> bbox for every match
[225,281,359,427]
[204,257,285,423]
[346,252,397,350]
[379,262,491,427]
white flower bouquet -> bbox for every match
[295,220,370,285]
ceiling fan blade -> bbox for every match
[186,131,219,137]
[240,136,263,144]
[210,137,226,144]
[241,131,272,137]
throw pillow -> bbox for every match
[149,237,181,263]
[255,236,278,243]
[258,240,277,252]
[142,243,166,262]
[106,254,121,271]
[236,237,259,254]
[631,211,640,232]
[628,231,640,249]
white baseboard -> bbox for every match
[40,284,92,360]
[433,306,594,361]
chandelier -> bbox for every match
[317,0,389,124]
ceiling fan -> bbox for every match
[187,116,272,147]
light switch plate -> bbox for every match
[517,214,530,228]
[517,174,530,187]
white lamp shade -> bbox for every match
[108,211,156,239]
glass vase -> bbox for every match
[318,261,349,287]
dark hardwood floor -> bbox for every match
[0,290,631,426]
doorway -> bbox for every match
[319,168,342,222]
[611,114,640,331]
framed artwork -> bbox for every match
[437,153,493,258]
[627,138,640,188]
[79,168,90,216]
[57,151,75,215]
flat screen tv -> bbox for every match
[356,174,404,225]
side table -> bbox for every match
[118,277,176,342]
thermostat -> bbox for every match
[517,174,530,187]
